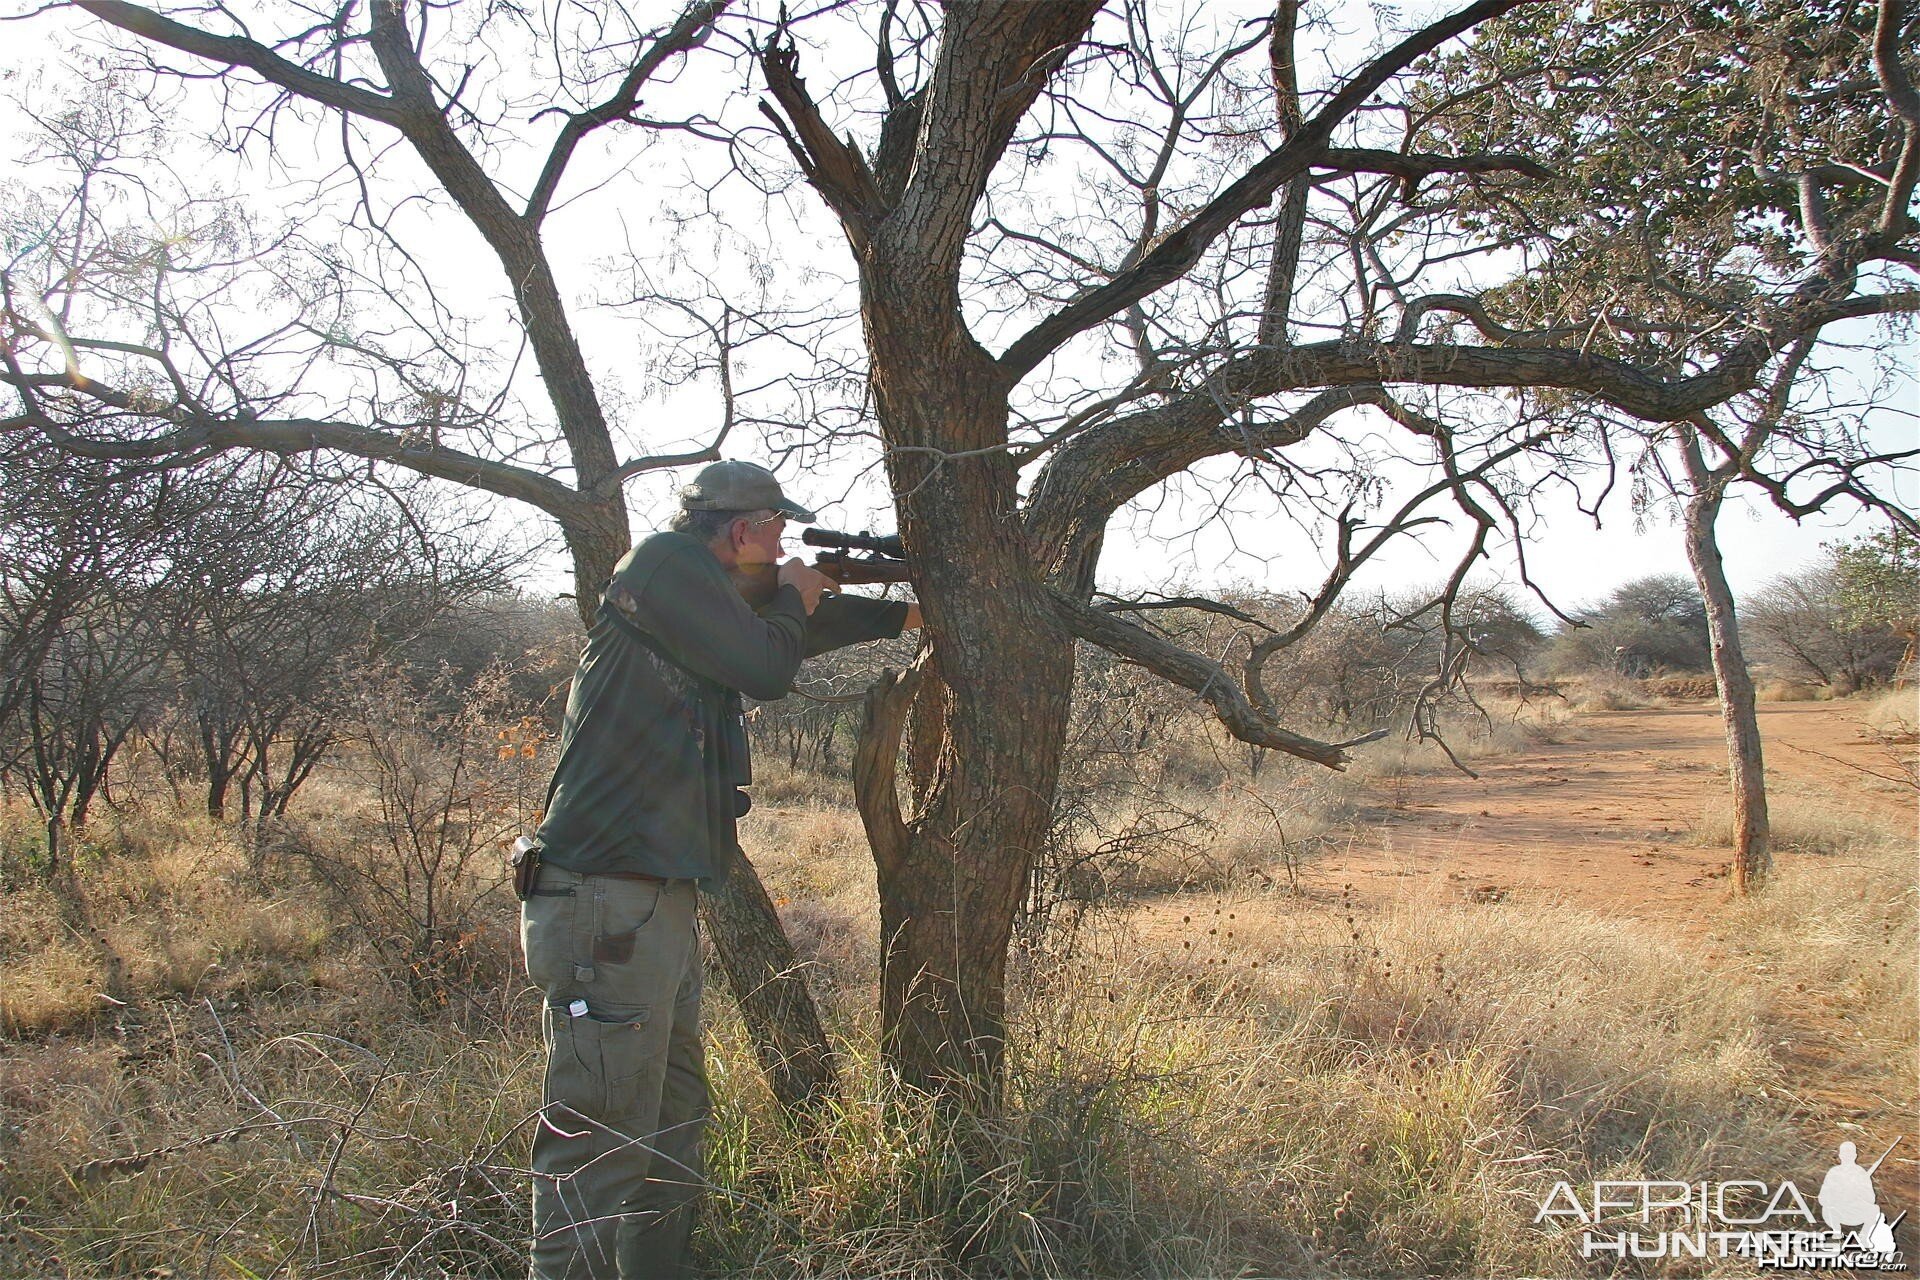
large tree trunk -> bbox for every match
[855,341,1076,1107]
[560,502,635,626]
[860,617,1073,1107]
[871,623,1071,1105]
[753,0,1113,1115]
[1680,430,1771,892]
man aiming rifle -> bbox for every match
[517,460,919,1279]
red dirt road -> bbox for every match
[1311,698,1917,1206]
[1320,701,1916,919]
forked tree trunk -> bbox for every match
[756,0,1113,1114]
[859,596,1074,1106]
[853,353,1076,1107]
[1680,430,1771,892]
[873,626,1072,1104]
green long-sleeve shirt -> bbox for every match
[533,531,906,885]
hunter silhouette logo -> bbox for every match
[1537,1136,1907,1268]
[1819,1141,1902,1257]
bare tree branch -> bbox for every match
[1258,0,1308,348]
[527,0,731,225]
[1050,589,1381,769]
[883,1,1106,274]
[69,1,407,124]
[1027,386,1393,581]
[759,32,886,238]
[1093,593,1277,630]
[998,0,1531,378]
[1,390,591,522]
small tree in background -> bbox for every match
[0,459,213,875]
[0,446,516,872]
[1419,0,1919,893]
[166,480,515,824]
[1545,576,1711,678]
[1832,529,1920,669]
[1747,536,1915,691]
[298,662,551,1012]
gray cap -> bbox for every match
[677,460,816,522]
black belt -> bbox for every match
[598,869,678,884]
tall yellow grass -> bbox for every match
[0,720,1911,1278]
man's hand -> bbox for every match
[777,558,835,614]
[902,603,923,631]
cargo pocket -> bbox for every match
[545,1004,658,1123]
[590,1008,659,1122]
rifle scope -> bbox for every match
[802,528,904,558]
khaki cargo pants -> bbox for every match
[521,866,706,1280]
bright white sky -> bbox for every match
[3,2,1915,623]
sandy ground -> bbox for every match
[1338,701,1918,1175]
[1319,701,1914,918]
[1131,699,1918,1205]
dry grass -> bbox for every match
[1569,673,1653,712]
[1,720,1912,1279]
[1198,772,1363,889]
[1645,675,1718,701]
[1687,792,1909,858]
[1567,673,1723,711]
[1051,881,1801,1277]
[740,798,880,993]
[701,844,1877,1278]
[1863,685,1919,742]
[1755,677,1825,703]
[1720,831,1917,1115]
[0,1002,541,1279]
[1045,702,1579,898]
[0,811,334,1038]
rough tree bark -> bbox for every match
[1680,428,1773,892]
[872,404,1078,1103]
[700,852,840,1114]
[760,0,1544,1109]
[763,0,1101,1104]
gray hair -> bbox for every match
[668,506,761,544]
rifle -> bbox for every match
[725,528,909,607]
[803,528,910,586]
